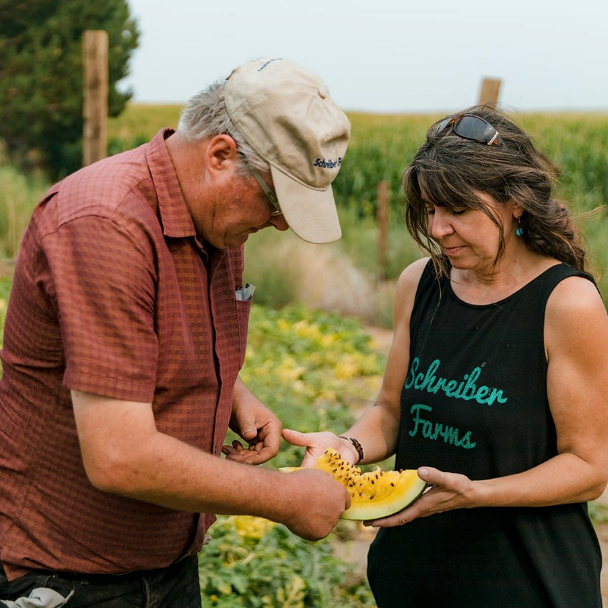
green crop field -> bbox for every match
[107,104,608,214]
[107,104,608,297]
[2,104,608,309]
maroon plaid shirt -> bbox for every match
[0,129,250,579]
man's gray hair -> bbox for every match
[177,79,270,178]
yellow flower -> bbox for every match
[334,356,360,380]
[320,334,337,347]
[233,515,275,539]
[277,318,291,332]
[292,380,306,394]
[293,320,323,341]
[316,390,337,403]
[276,356,306,382]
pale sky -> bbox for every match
[123,0,607,114]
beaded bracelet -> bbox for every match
[339,436,364,463]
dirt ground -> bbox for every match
[356,326,608,605]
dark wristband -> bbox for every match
[339,436,364,463]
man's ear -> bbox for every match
[205,134,238,172]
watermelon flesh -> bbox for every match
[282,447,427,521]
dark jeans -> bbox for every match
[0,555,201,608]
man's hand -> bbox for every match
[279,468,351,540]
[222,379,282,465]
[71,388,348,538]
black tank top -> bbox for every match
[367,260,602,608]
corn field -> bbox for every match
[1,106,608,295]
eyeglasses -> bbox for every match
[436,114,501,146]
[239,154,282,217]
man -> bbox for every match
[0,57,351,607]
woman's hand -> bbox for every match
[366,466,476,528]
[282,428,360,467]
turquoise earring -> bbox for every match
[515,217,523,237]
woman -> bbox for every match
[283,107,608,607]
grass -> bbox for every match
[0,165,48,259]
[108,103,183,139]
[242,208,420,327]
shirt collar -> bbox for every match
[145,128,197,240]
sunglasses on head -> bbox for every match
[436,114,501,146]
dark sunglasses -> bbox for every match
[436,114,501,146]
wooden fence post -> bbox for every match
[377,180,390,281]
[478,77,502,107]
[83,30,108,166]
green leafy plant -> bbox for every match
[239,303,385,468]
[198,515,375,608]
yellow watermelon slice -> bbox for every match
[281,447,427,521]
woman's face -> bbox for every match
[425,191,516,273]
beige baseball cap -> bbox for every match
[224,57,351,244]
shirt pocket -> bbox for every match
[235,299,252,369]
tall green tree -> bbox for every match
[0,0,139,179]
